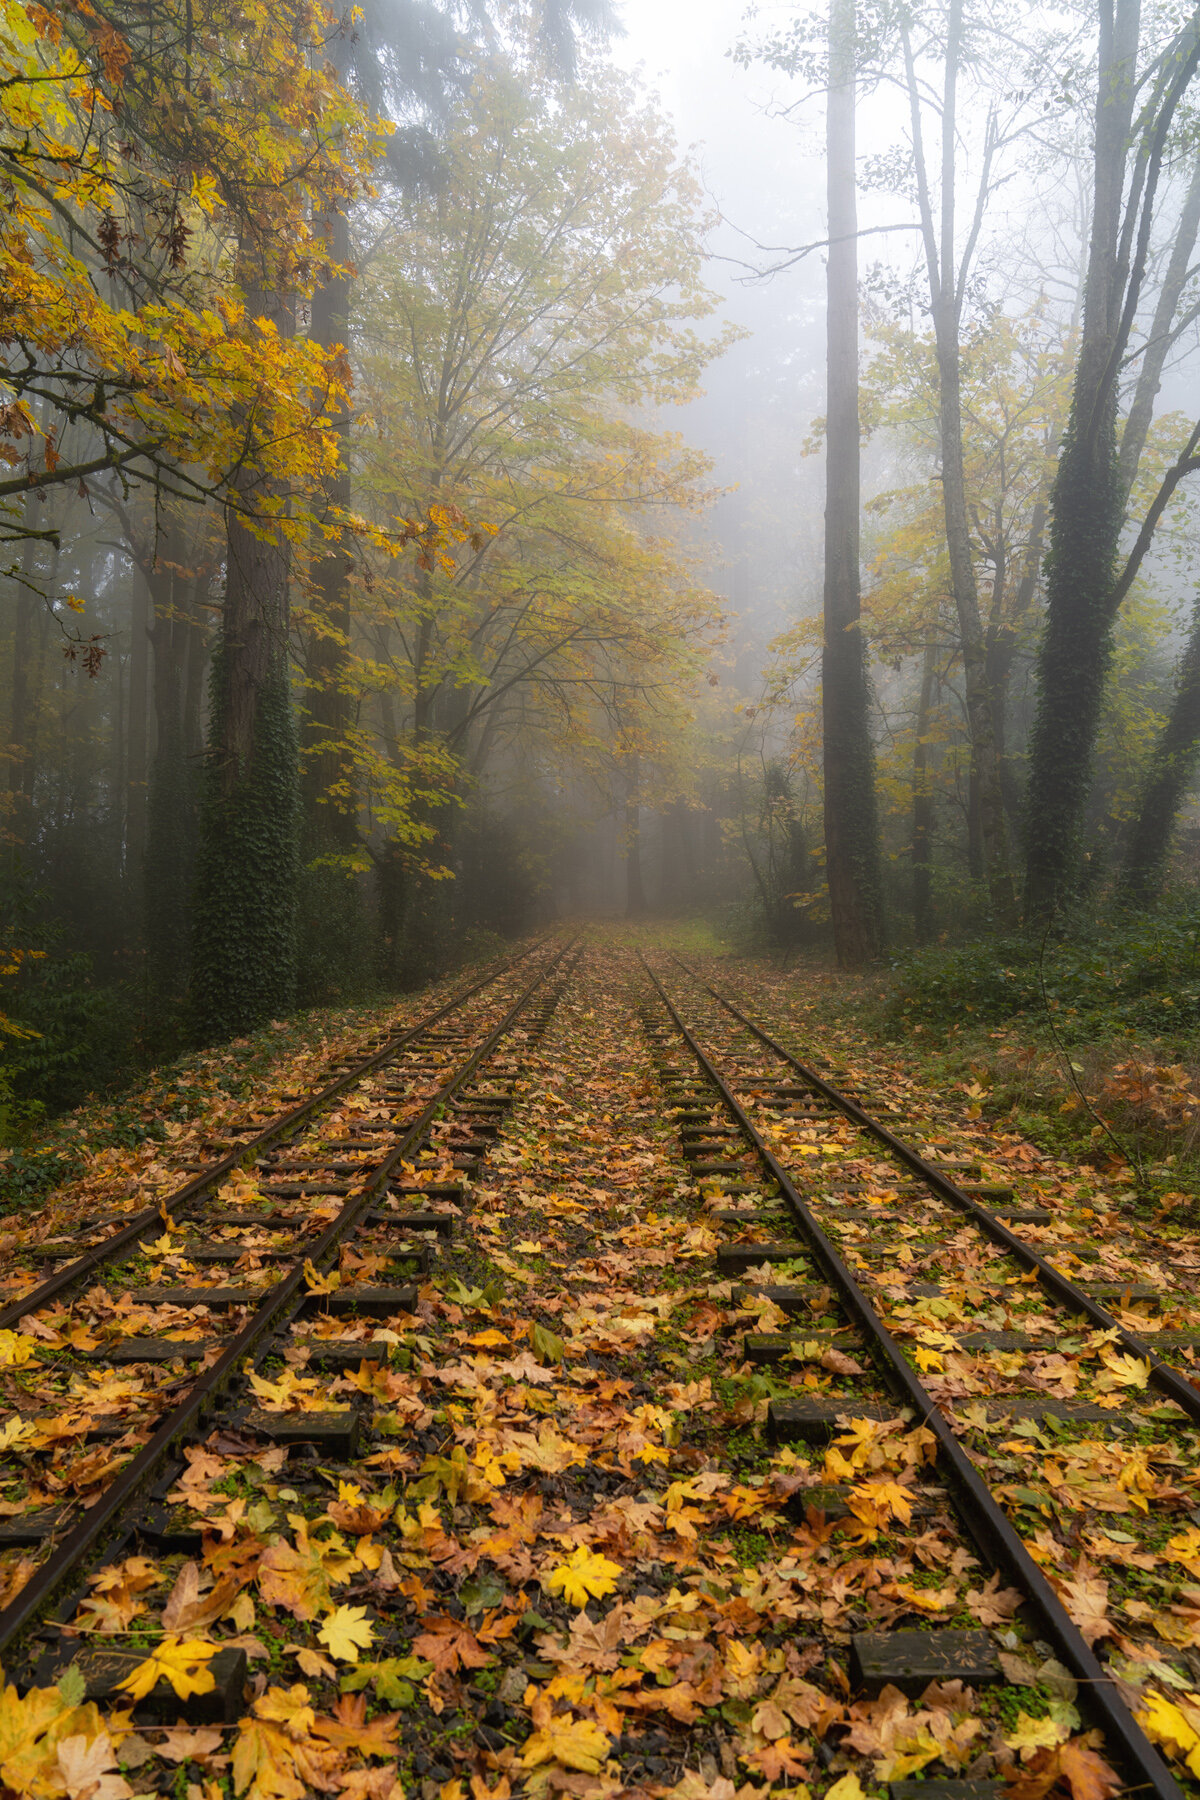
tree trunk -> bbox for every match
[182,569,207,762]
[1118,155,1200,501]
[146,528,199,1006]
[912,644,936,944]
[302,205,355,851]
[9,510,49,861]
[190,283,299,1040]
[298,205,365,1003]
[904,0,1013,913]
[10,588,34,857]
[1022,0,1200,917]
[1119,598,1200,904]
[822,0,884,966]
[126,565,150,910]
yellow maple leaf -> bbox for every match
[1116,1445,1155,1510]
[116,1638,216,1701]
[1138,1691,1200,1778]
[824,1417,885,1481]
[824,1774,865,1800]
[303,1259,340,1295]
[543,1547,623,1611]
[232,1717,306,1800]
[913,1345,944,1373]
[521,1713,611,1773]
[0,1331,36,1368]
[876,1729,943,1782]
[0,1418,34,1452]
[1004,1711,1068,1757]
[848,1478,913,1527]
[249,1368,324,1410]
[892,1580,957,1614]
[317,1605,375,1663]
[1095,1350,1151,1391]
[254,1684,316,1739]
[1166,1527,1200,1575]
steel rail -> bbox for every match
[673,956,1200,1430]
[641,956,1183,1800]
[0,939,575,1667]
[0,938,548,1333]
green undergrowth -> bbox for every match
[887,904,1200,1040]
[818,907,1200,1209]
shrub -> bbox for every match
[887,904,1200,1040]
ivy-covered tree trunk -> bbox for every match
[822,0,884,967]
[126,567,149,913]
[1022,3,1136,919]
[191,291,299,1039]
[298,205,367,1003]
[145,526,200,1008]
[1119,600,1200,905]
[1024,0,1200,918]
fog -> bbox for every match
[6,0,1200,1122]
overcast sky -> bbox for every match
[611,0,823,263]
[598,5,829,638]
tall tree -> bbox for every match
[191,283,300,1040]
[899,0,1014,911]
[347,46,729,971]
[299,203,365,1003]
[176,0,384,1037]
[294,0,620,996]
[1024,0,1200,918]
[1119,594,1200,904]
[1113,156,1200,900]
[822,0,884,966]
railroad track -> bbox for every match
[0,937,550,1303]
[0,937,575,1688]
[641,950,1200,1800]
[7,936,1200,1800]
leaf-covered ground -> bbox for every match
[5,934,1200,1800]
[0,950,526,1250]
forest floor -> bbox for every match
[3,927,1199,1800]
[0,955,513,1229]
[668,920,1200,1221]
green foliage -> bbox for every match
[190,662,300,1041]
[1023,323,1124,918]
[888,905,1200,1039]
[0,874,134,1136]
[296,859,373,1007]
[0,1145,82,1211]
[145,714,200,1009]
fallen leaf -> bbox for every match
[54,1732,133,1800]
[155,1726,226,1764]
[317,1605,375,1664]
[520,1713,611,1773]
[116,1637,217,1702]
[543,1546,622,1611]
[1005,1711,1069,1757]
